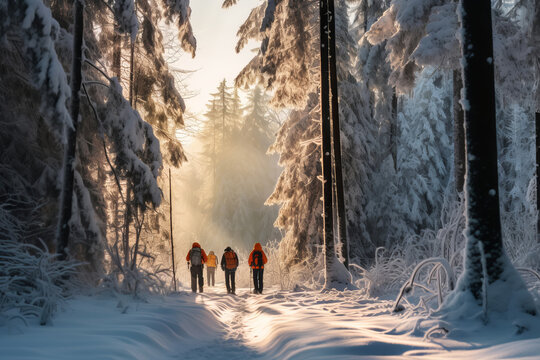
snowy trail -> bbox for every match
[198,286,438,359]
[1,284,539,359]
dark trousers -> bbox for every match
[225,269,236,293]
[207,267,216,286]
[253,268,264,294]
[190,265,204,292]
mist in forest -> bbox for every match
[172,82,283,257]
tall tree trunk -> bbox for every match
[169,168,177,292]
[124,37,135,269]
[56,0,84,260]
[536,112,540,238]
[390,90,398,170]
[460,0,504,300]
[327,0,348,269]
[320,0,337,284]
[453,70,465,193]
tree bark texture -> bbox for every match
[56,0,84,260]
[327,0,349,269]
[460,0,504,301]
[536,112,540,238]
[319,0,336,282]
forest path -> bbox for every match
[186,285,440,359]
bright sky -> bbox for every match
[176,1,259,117]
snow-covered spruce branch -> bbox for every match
[99,78,163,211]
[113,0,139,41]
[162,0,196,57]
[0,0,72,142]
[81,82,126,206]
[393,257,455,313]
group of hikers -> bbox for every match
[185,242,268,295]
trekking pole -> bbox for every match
[249,267,252,294]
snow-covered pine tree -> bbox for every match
[390,69,453,244]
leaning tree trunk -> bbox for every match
[327,0,349,270]
[319,0,337,285]
[56,0,84,260]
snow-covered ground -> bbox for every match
[1,282,539,360]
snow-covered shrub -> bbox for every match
[351,247,409,298]
[358,189,466,300]
[0,238,79,326]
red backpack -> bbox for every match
[224,251,238,269]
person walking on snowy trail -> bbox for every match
[248,243,267,294]
[221,247,238,294]
[186,242,208,293]
[206,251,218,287]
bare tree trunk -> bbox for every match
[56,0,84,260]
[536,112,540,238]
[327,0,348,269]
[169,168,177,291]
[320,0,336,284]
[453,70,465,193]
[460,0,503,300]
[390,90,398,170]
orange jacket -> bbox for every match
[186,242,208,264]
[248,243,267,269]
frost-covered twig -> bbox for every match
[0,239,80,325]
[393,257,455,312]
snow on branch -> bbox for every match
[222,0,239,8]
[365,0,452,91]
[100,78,163,210]
[162,0,197,57]
[0,0,72,143]
[114,0,139,41]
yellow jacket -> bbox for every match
[207,252,218,268]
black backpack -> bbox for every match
[190,247,202,266]
[252,250,263,268]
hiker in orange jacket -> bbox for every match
[186,242,208,293]
[206,251,218,287]
[248,243,268,294]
